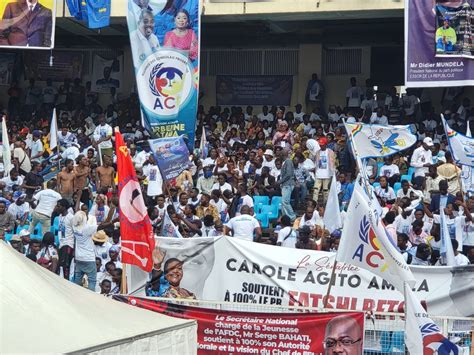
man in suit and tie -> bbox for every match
[0,0,52,47]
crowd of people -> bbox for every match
[0,75,473,297]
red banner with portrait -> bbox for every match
[115,296,365,354]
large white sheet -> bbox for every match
[0,243,197,354]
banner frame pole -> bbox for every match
[323,258,338,309]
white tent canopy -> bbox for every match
[0,243,197,354]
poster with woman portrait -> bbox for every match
[127,0,200,150]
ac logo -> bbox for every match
[352,216,388,271]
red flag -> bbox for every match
[115,130,155,272]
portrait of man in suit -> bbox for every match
[0,0,53,48]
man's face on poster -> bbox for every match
[156,238,216,298]
[139,12,155,39]
[323,316,362,355]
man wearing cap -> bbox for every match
[19,229,31,255]
[313,137,336,204]
[411,137,434,187]
[436,17,457,53]
[9,235,23,253]
[262,149,276,170]
[8,191,29,226]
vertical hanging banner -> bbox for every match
[0,0,56,49]
[127,0,200,150]
[116,296,365,355]
[405,0,473,87]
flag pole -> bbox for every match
[323,258,338,309]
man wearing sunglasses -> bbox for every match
[323,315,362,354]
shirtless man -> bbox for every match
[74,155,91,206]
[57,159,76,203]
[95,155,115,192]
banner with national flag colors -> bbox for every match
[404,283,461,355]
[336,180,416,292]
[442,115,474,167]
[116,129,155,272]
[345,123,417,159]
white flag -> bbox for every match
[200,125,208,160]
[440,209,456,266]
[323,174,342,233]
[404,282,461,355]
[337,181,415,292]
[344,122,417,158]
[49,108,58,151]
[2,116,11,177]
[442,115,474,167]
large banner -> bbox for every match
[127,0,200,150]
[0,0,56,49]
[24,51,83,81]
[66,0,111,29]
[91,53,123,93]
[128,237,474,317]
[116,297,365,355]
[405,0,474,87]
[216,75,293,106]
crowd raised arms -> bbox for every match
[0,76,472,296]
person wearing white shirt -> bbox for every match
[375,176,396,204]
[345,77,364,110]
[212,173,233,193]
[29,180,62,235]
[1,169,23,192]
[257,106,274,123]
[402,90,420,117]
[93,115,113,159]
[262,149,276,170]
[134,147,151,170]
[360,91,377,114]
[142,156,163,197]
[379,156,400,186]
[277,216,297,248]
[30,131,44,163]
[370,108,388,125]
[224,206,262,242]
[293,104,305,123]
[58,128,77,150]
[410,137,433,184]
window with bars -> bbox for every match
[202,49,298,75]
[324,48,362,75]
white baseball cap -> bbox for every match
[423,137,434,147]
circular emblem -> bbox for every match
[138,49,193,117]
[120,179,147,223]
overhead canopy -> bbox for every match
[0,243,197,354]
